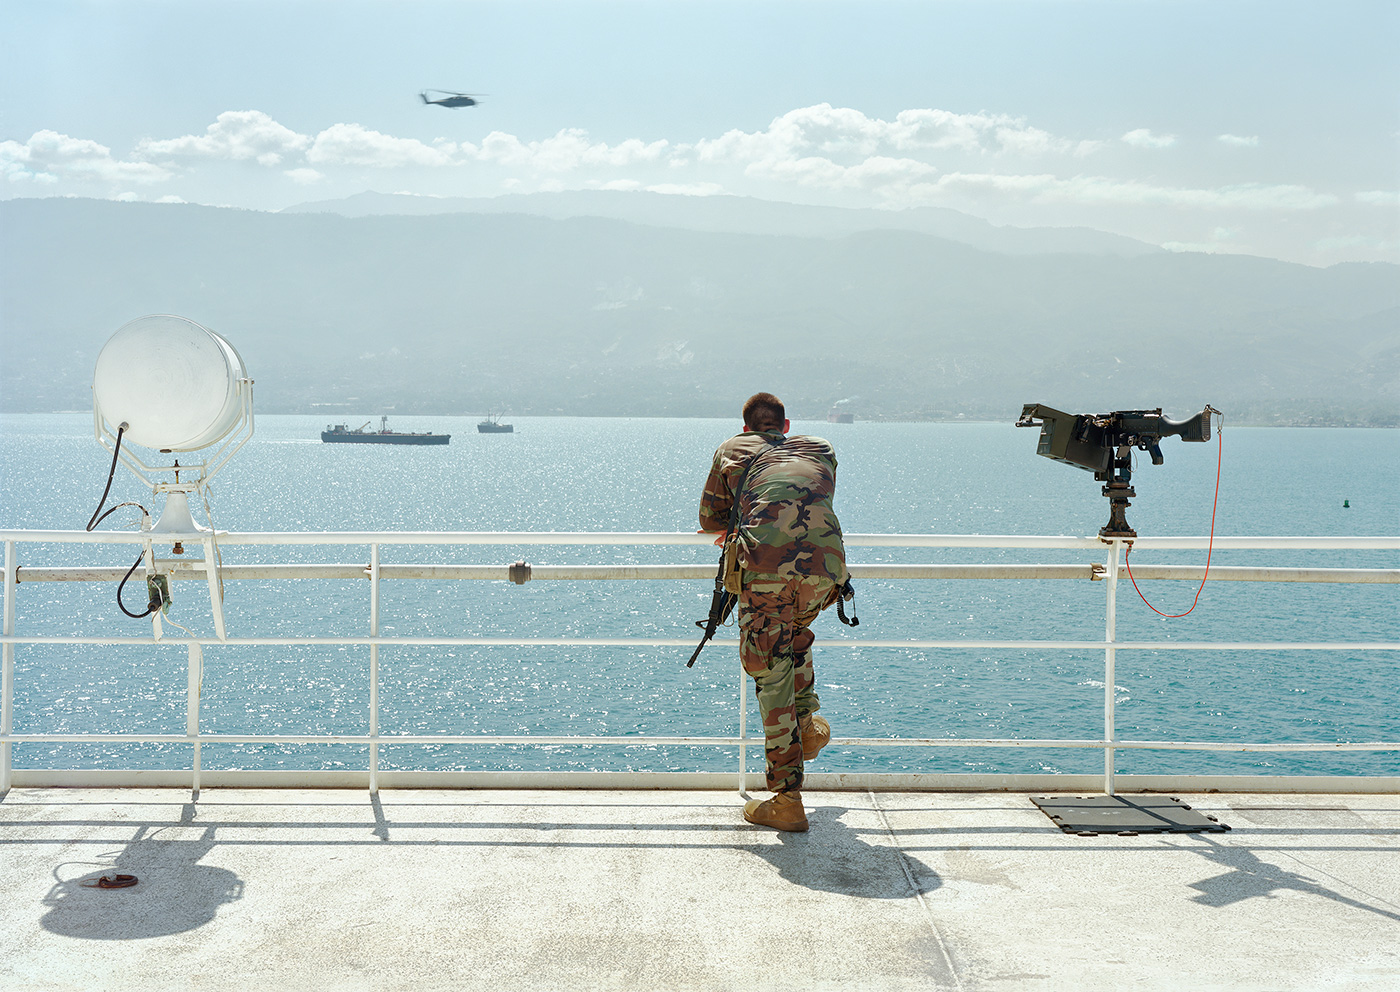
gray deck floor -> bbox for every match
[1,788,1397,991]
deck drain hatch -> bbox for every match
[1030,795,1231,835]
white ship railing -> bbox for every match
[2,530,1397,795]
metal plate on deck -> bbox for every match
[1031,795,1231,836]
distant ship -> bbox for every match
[477,414,514,434]
[827,405,854,424]
[321,416,450,445]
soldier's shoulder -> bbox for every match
[788,434,836,454]
[715,432,763,454]
[713,431,772,465]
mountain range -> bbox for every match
[283,189,1164,259]
[1,193,1396,425]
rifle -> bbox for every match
[686,554,737,668]
[687,569,858,666]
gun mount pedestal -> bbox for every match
[1099,446,1137,540]
[1100,483,1137,539]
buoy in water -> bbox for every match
[1343,499,1350,508]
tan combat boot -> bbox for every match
[743,791,809,832]
[799,713,831,761]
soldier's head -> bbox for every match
[743,392,789,434]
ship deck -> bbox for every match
[2,786,1397,991]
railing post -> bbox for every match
[188,641,203,794]
[1103,539,1121,795]
[369,542,380,793]
[738,654,747,793]
[2,541,15,793]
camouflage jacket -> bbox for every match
[699,430,848,584]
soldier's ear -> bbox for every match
[783,418,791,433]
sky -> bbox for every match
[2,0,1397,266]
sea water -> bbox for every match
[1,413,1396,778]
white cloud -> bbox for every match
[476,131,534,167]
[1199,183,1338,210]
[1163,242,1218,254]
[7,105,1375,265]
[691,104,1100,169]
[1313,235,1375,250]
[473,129,669,171]
[748,153,850,186]
[284,167,324,185]
[839,155,939,189]
[912,172,1337,210]
[1312,234,1399,256]
[2,130,171,185]
[884,107,1007,153]
[645,182,726,196]
[994,124,1091,158]
[138,110,310,164]
[589,137,671,166]
[1161,227,1250,255]
[0,137,57,183]
[1121,128,1177,149]
[308,124,456,168]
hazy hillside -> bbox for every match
[283,189,1164,259]
[1,198,1396,424]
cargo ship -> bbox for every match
[321,416,450,444]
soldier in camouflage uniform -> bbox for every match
[698,392,848,832]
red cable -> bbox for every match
[1125,413,1223,617]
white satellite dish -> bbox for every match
[92,314,253,534]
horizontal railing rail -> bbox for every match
[6,733,1390,752]
[5,529,1398,548]
[2,530,1397,795]
[6,563,1398,584]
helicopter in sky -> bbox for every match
[420,89,483,108]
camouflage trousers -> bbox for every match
[738,571,839,794]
